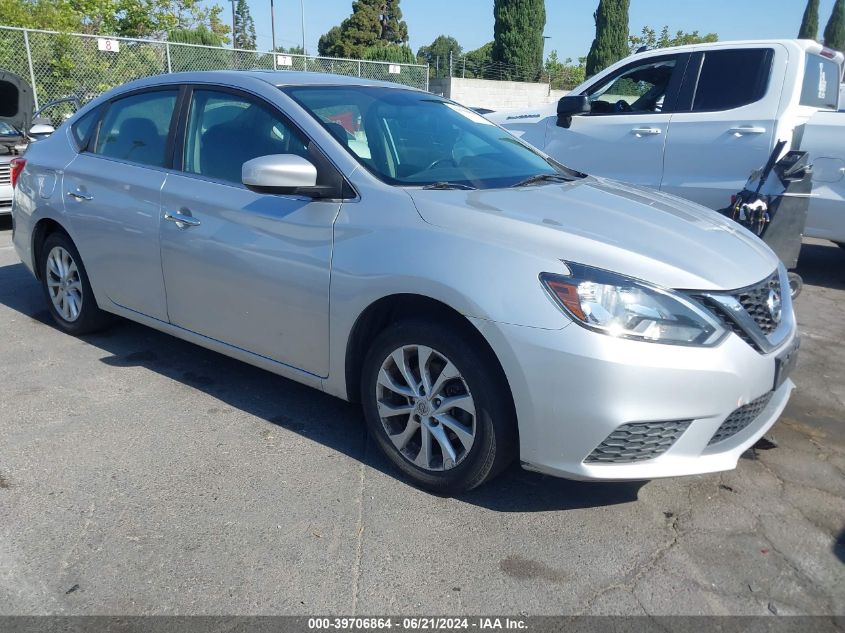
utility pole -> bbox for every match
[270,0,276,52]
[230,0,237,48]
[301,0,307,55]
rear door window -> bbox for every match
[691,49,773,112]
[800,54,841,110]
[94,90,177,168]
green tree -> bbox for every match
[799,0,820,39]
[544,50,586,90]
[378,0,408,45]
[169,26,223,46]
[824,0,845,50]
[318,0,409,59]
[416,35,462,74]
[462,41,493,78]
[585,0,630,78]
[233,0,256,50]
[492,0,546,80]
[628,25,717,54]
[364,43,414,63]
[0,0,229,40]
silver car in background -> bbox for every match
[11,71,798,493]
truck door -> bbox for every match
[661,46,782,209]
[543,53,688,189]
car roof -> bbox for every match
[103,70,421,96]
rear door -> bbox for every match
[63,88,179,321]
[543,53,688,188]
[661,46,780,209]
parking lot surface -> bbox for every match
[0,218,843,616]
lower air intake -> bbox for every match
[585,420,691,464]
[708,392,774,446]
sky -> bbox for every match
[212,0,840,62]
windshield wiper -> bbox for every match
[421,181,477,190]
[511,173,573,188]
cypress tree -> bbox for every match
[379,0,409,45]
[798,0,820,39]
[824,0,845,50]
[585,0,630,78]
[233,0,256,50]
[492,0,547,81]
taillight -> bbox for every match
[10,157,25,188]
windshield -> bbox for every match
[285,85,574,189]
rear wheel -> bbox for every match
[39,232,112,335]
[836,242,845,251]
[361,319,516,494]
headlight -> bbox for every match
[540,262,726,346]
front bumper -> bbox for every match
[470,316,797,481]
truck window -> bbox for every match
[692,49,773,112]
[800,54,841,111]
[587,58,678,114]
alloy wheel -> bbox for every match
[45,246,83,322]
[375,344,476,472]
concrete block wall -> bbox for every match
[429,77,568,111]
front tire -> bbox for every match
[361,319,516,494]
[39,232,112,335]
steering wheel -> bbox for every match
[614,100,632,113]
[424,157,457,171]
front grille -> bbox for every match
[0,164,9,186]
[708,392,774,446]
[736,272,781,335]
[585,420,691,464]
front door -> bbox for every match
[159,88,340,377]
[544,54,686,189]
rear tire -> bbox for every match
[39,232,112,335]
[361,319,516,494]
[836,242,845,251]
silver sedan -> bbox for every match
[11,71,798,492]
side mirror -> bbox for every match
[556,95,591,128]
[242,154,332,198]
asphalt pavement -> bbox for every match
[0,217,843,616]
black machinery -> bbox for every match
[720,141,813,297]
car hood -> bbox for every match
[406,177,779,291]
[0,72,34,133]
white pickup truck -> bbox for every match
[490,40,845,247]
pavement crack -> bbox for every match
[350,435,368,616]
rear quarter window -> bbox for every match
[800,54,841,110]
[71,107,100,149]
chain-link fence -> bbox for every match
[0,25,429,123]
[430,54,584,92]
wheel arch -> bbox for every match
[31,217,72,280]
[343,293,516,419]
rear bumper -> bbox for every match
[470,316,797,481]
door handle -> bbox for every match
[631,127,662,136]
[164,211,201,228]
[729,126,766,136]
[66,190,93,201]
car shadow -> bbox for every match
[836,527,845,565]
[0,259,642,512]
[795,240,845,292]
